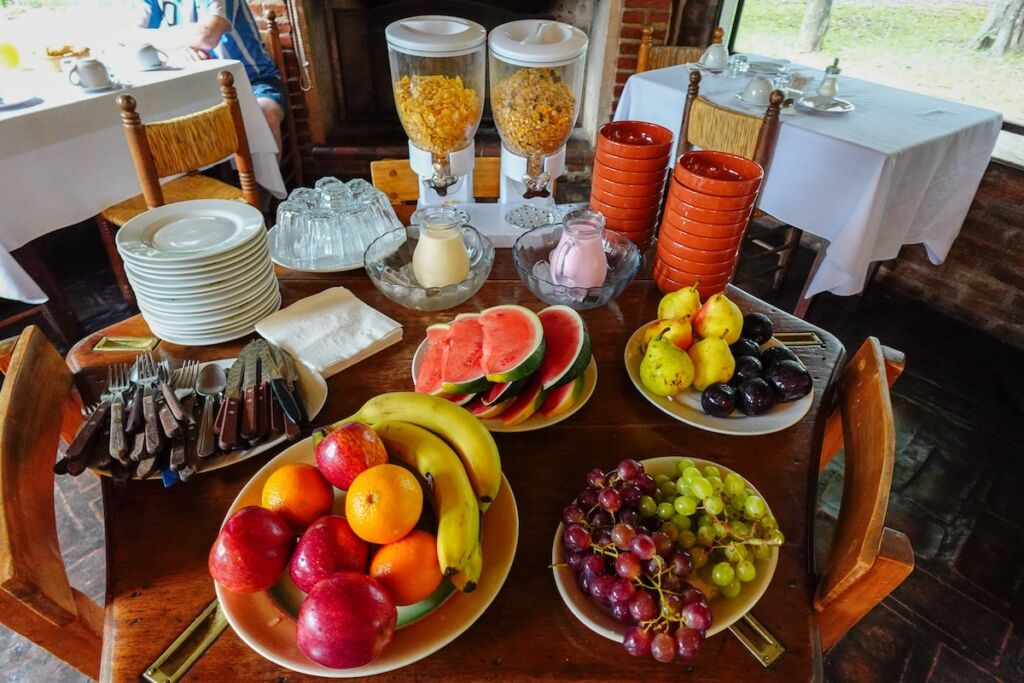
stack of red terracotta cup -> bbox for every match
[654,150,765,299]
[590,121,673,247]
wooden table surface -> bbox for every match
[67,253,844,682]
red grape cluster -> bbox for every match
[561,459,711,663]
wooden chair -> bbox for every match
[0,325,103,679]
[370,157,502,204]
[259,9,304,190]
[635,26,717,74]
[813,337,914,649]
[96,70,259,305]
[678,70,807,300]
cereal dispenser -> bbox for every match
[489,20,588,206]
[386,16,486,206]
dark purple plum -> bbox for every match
[737,378,776,416]
[731,355,763,385]
[729,337,761,360]
[741,313,774,344]
[764,359,813,401]
[760,345,799,371]
[701,383,737,417]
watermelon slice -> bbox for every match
[501,376,547,427]
[468,396,515,419]
[415,323,451,395]
[481,377,528,406]
[480,305,546,383]
[441,313,490,394]
[536,306,592,390]
[443,392,477,406]
[539,376,585,417]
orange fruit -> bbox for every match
[370,531,442,606]
[345,464,423,544]
[261,463,335,532]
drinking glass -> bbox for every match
[319,182,353,209]
[314,176,344,190]
[304,209,345,264]
[346,178,375,200]
[288,187,319,209]
[337,203,388,257]
[727,54,748,78]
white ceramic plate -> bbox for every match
[552,456,778,641]
[79,82,123,94]
[734,93,769,109]
[131,268,277,313]
[746,60,788,75]
[623,324,813,436]
[0,93,40,110]
[138,281,279,329]
[410,339,598,433]
[146,294,282,346]
[267,225,366,273]
[216,436,519,677]
[690,62,726,74]
[796,95,855,114]
[92,355,327,478]
[122,235,269,276]
[116,200,265,263]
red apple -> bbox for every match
[289,515,369,593]
[315,422,388,490]
[296,571,397,668]
[209,506,294,593]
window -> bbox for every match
[724,0,1024,166]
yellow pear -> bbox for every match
[640,330,695,397]
[693,292,743,344]
[657,285,701,321]
[641,317,694,352]
[687,337,736,391]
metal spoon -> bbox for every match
[196,364,227,458]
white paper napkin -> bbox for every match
[256,287,403,378]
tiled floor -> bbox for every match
[2,218,1023,682]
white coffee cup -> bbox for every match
[700,43,729,69]
[68,57,113,89]
[741,76,772,106]
[135,43,168,69]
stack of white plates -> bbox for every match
[116,200,281,345]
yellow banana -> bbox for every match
[449,541,482,593]
[372,420,480,576]
[340,392,501,511]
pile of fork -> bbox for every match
[57,354,206,483]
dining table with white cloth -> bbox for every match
[614,63,1003,298]
[0,58,286,304]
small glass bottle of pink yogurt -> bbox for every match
[549,208,608,289]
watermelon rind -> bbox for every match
[537,305,593,390]
[441,313,491,394]
[468,396,515,419]
[501,376,547,427]
[481,377,528,406]
[415,323,451,396]
[480,305,546,383]
[444,392,477,406]
[539,376,585,417]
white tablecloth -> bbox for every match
[0,59,285,303]
[615,64,1002,297]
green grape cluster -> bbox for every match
[638,458,784,600]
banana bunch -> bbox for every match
[339,392,501,592]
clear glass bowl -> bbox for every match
[364,224,494,311]
[513,225,641,310]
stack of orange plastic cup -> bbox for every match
[654,150,764,299]
[590,121,673,247]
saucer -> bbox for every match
[796,95,855,114]
[0,94,40,110]
[138,63,170,71]
[691,61,726,74]
[79,82,123,94]
[735,93,769,108]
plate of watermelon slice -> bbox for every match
[412,304,598,432]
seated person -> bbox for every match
[132,0,285,149]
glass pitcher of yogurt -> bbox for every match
[549,208,608,289]
[412,207,471,288]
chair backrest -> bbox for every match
[116,71,259,210]
[636,26,719,74]
[679,70,784,172]
[370,157,503,204]
[815,336,896,608]
[0,326,103,678]
[259,9,304,189]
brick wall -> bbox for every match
[879,162,1024,349]
[613,0,674,109]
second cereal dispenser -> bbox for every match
[386,15,486,205]
[489,19,588,205]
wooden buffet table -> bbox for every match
[66,253,845,682]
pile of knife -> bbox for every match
[57,340,305,485]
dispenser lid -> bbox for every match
[385,16,486,58]
[489,20,588,67]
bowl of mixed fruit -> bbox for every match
[552,456,783,664]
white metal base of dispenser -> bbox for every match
[409,140,476,207]
[497,144,565,232]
